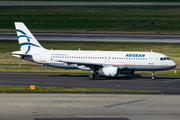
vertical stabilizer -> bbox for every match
[15,22,45,54]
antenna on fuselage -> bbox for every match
[151,50,153,52]
[79,48,81,51]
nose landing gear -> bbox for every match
[151,71,156,80]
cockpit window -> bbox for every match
[160,57,170,60]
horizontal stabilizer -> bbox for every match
[11,51,32,56]
[11,51,32,59]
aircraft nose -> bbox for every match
[170,61,177,69]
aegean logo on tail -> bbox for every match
[17,29,40,54]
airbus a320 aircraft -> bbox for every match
[11,22,177,79]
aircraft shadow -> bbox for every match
[47,74,180,80]
[48,74,88,78]
[47,74,142,80]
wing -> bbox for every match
[59,60,127,70]
[57,60,106,70]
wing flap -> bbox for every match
[61,60,102,67]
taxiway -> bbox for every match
[1,33,180,43]
[0,94,179,120]
[0,72,180,94]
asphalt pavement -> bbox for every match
[1,33,180,43]
[0,94,180,120]
[0,72,180,94]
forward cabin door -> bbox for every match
[149,54,154,64]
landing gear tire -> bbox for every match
[151,71,156,80]
[152,76,156,80]
[89,74,95,79]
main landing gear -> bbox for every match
[151,71,156,80]
[89,71,95,79]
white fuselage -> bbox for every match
[30,49,176,71]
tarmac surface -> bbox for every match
[1,1,180,6]
[1,33,180,43]
[1,72,180,120]
[1,72,180,94]
[0,94,180,120]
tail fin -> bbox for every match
[15,22,45,54]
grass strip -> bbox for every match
[0,66,180,76]
[0,66,90,73]
[1,6,180,34]
[0,85,163,93]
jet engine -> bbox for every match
[98,66,118,77]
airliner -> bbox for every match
[11,22,177,79]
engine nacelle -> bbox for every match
[98,66,118,77]
[119,70,135,74]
